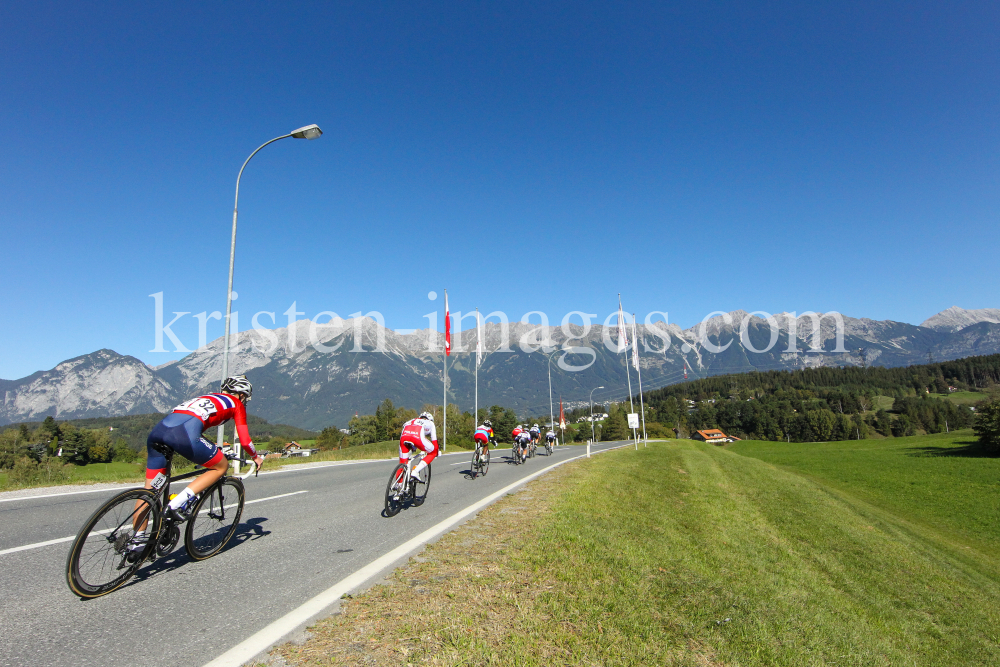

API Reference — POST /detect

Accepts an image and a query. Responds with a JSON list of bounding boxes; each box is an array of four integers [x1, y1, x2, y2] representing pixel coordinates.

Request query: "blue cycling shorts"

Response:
[[146, 413, 222, 476]]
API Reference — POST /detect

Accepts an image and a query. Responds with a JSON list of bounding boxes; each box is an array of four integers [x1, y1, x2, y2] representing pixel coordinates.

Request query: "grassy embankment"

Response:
[[276, 430, 1000, 666], [0, 439, 477, 492]]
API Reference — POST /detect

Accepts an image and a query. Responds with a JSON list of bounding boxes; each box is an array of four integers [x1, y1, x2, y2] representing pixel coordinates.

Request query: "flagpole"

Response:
[[474, 307, 479, 427], [633, 313, 648, 447], [443, 289, 448, 454], [619, 294, 637, 450]]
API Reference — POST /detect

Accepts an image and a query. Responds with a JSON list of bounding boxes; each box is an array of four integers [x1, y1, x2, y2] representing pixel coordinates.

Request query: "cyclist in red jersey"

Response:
[[145, 376, 264, 519], [127, 376, 264, 556], [398, 411, 439, 483]]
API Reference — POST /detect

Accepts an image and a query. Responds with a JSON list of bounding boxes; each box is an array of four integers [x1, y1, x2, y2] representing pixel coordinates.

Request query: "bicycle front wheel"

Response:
[[412, 464, 432, 506], [185, 478, 244, 560], [480, 446, 490, 476], [66, 489, 160, 599], [384, 464, 406, 517], [471, 447, 481, 478]]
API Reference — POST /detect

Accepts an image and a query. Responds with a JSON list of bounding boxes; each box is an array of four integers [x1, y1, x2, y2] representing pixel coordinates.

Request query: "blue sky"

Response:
[[1, 1, 997, 380]]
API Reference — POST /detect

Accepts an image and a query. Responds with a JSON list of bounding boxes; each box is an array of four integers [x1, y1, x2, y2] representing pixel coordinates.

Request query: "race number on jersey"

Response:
[[173, 396, 219, 422]]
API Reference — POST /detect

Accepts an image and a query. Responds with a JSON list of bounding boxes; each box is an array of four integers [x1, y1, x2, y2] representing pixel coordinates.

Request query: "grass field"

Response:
[[0, 460, 144, 492], [872, 394, 895, 411], [276, 434, 1000, 666], [928, 391, 988, 405], [729, 430, 1000, 560]]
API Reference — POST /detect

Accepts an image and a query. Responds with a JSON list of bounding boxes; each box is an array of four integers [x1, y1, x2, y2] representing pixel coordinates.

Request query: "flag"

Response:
[[630, 314, 640, 370], [559, 399, 565, 429], [475, 308, 483, 367], [444, 290, 451, 356], [616, 294, 628, 353]]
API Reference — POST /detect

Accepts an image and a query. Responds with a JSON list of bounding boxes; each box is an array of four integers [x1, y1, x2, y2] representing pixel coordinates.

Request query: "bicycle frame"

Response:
[[138, 449, 254, 545]]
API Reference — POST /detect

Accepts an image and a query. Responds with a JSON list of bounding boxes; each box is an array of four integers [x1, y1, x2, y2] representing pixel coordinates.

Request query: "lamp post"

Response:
[[589, 386, 604, 443], [546, 349, 558, 440], [217, 125, 323, 456]]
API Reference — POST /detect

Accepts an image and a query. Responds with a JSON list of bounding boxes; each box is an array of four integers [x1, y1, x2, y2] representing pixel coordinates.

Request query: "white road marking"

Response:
[[0, 490, 309, 557], [201, 442, 632, 667]]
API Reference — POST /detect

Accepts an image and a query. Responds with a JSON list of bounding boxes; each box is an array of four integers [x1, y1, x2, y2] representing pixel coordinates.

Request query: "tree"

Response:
[[974, 398, 1000, 451], [489, 406, 518, 442], [42, 415, 60, 439], [112, 440, 138, 463], [348, 414, 377, 446], [374, 399, 396, 442], [601, 404, 629, 441], [316, 426, 342, 450], [891, 415, 915, 438]]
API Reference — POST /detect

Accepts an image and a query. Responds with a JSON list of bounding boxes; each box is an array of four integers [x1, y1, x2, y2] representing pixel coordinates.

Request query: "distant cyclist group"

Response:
[[67, 375, 560, 598]]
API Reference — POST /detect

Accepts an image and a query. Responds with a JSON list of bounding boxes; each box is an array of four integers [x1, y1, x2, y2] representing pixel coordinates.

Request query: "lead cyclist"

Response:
[[127, 375, 264, 556]]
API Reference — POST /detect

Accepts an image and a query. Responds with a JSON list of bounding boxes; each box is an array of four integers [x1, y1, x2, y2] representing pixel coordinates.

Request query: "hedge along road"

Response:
[[0, 440, 631, 667]]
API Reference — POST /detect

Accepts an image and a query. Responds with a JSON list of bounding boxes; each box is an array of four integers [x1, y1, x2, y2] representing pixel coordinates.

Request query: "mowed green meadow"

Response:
[[535, 436, 1000, 664], [283, 432, 1000, 666], [729, 430, 1000, 560]]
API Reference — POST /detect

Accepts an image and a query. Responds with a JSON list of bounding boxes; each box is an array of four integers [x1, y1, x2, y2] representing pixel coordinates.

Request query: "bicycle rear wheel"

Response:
[[511, 444, 519, 464], [185, 478, 244, 560], [412, 464, 432, 506], [471, 447, 481, 478], [66, 489, 160, 599], [384, 464, 406, 517], [480, 446, 490, 476]]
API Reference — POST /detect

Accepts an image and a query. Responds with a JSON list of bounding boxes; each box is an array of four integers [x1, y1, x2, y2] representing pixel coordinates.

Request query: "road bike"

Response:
[[384, 449, 431, 517], [529, 437, 538, 459], [545, 438, 554, 455], [511, 440, 529, 464], [471, 440, 490, 478], [66, 449, 257, 599]]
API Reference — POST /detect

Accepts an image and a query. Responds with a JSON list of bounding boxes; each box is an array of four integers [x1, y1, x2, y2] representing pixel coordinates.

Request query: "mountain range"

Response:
[[2, 307, 999, 430]]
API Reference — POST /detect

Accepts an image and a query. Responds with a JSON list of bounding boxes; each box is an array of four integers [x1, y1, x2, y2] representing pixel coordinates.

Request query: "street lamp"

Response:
[[546, 349, 558, 440], [217, 124, 323, 453], [590, 386, 604, 443]]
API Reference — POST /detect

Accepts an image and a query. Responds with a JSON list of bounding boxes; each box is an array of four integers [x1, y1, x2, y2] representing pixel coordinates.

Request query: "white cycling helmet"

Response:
[[220, 375, 252, 401], [419, 411, 434, 421]]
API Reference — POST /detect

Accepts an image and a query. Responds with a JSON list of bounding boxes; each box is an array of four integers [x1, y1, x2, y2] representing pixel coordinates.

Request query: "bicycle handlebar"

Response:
[[224, 451, 260, 479]]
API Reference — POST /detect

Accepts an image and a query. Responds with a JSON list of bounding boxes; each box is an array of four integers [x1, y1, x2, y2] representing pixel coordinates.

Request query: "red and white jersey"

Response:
[[512, 427, 523, 439], [172, 392, 257, 458], [399, 417, 437, 449]]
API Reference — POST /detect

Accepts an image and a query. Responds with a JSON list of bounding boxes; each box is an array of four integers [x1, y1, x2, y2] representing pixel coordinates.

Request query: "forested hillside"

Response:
[[639, 354, 1000, 442]]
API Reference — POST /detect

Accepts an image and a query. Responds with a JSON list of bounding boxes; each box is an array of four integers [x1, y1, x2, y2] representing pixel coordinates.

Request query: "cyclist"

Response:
[[397, 411, 439, 488], [529, 423, 541, 448], [545, 429, 557, 449], [474, 420, 495, 450], [512, 424, 523, 442], [515, 428, 532, 463], [129, 376, 265, 554]]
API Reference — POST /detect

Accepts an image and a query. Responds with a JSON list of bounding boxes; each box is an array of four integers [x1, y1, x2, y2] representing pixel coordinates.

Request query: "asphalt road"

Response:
[[0, 440, 630, 667]]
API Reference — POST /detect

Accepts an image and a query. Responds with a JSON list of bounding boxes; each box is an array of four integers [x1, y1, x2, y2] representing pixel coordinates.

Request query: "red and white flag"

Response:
[[616, 295, 629, 353], [559, 399, 565, 430], [444, 290, 451, 356]]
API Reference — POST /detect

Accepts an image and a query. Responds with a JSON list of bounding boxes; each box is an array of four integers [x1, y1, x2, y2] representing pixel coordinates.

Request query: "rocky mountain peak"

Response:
[[921, 307, 1000, 333]]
